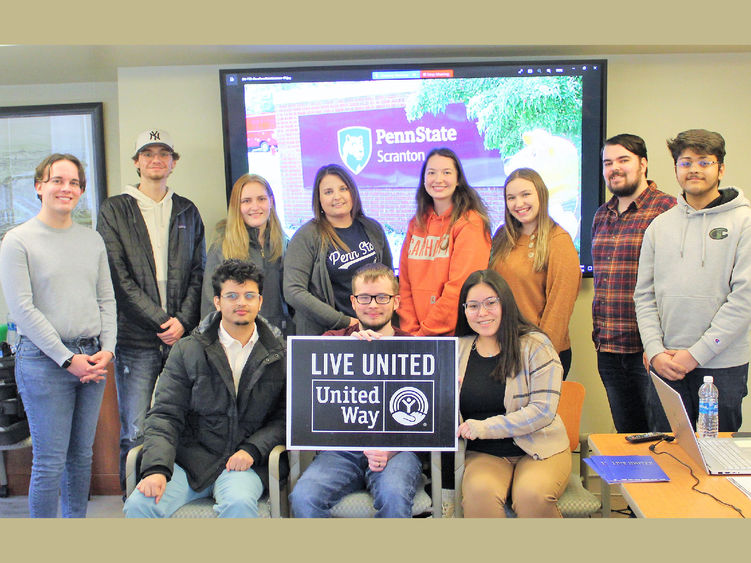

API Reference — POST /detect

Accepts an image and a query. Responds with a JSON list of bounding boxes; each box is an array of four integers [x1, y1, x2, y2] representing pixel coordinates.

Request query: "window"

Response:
[[0, 102, 106, 239]]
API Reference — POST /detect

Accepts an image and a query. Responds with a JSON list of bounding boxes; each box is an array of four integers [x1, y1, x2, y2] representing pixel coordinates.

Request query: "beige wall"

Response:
[[5, 51, 751, 434]]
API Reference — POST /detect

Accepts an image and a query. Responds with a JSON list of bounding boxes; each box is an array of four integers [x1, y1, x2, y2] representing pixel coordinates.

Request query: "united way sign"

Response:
[[287, 336, 458, 451]]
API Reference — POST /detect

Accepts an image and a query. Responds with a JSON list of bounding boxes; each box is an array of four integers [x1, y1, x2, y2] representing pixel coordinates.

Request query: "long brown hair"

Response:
[[221, 173, 284, 262], [455, 269, 540, 381], [312, 164, 365, 252], [489, 168, 555, 272], [414, 147, 491, 246]]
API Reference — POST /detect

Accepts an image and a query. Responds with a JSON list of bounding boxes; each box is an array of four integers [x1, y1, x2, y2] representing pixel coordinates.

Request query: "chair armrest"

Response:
[[125, 444, 144, 497], [267, 444, 286, 518], [579, 432, 590, 488], [454, 439, 466, 518], [430, 451, 442, 518]]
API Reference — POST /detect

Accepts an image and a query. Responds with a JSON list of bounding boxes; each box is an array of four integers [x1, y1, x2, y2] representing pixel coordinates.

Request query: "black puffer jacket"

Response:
[[139, 312, 286, 492], [96, 192, 205, 349]]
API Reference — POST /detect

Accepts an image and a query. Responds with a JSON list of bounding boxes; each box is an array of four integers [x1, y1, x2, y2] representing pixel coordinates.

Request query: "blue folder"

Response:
[[584, 455, 670, 484]]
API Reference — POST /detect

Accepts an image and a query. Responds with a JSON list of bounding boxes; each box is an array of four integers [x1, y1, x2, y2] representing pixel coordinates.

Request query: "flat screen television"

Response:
[[219, 58, 606, 276]]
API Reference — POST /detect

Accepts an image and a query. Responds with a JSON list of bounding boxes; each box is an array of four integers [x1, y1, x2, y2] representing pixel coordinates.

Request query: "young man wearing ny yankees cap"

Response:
[[96, 128, 206, 497]]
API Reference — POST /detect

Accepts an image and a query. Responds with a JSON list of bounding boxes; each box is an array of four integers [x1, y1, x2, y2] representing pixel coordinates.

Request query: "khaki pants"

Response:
[[462, 449, 571, 518]]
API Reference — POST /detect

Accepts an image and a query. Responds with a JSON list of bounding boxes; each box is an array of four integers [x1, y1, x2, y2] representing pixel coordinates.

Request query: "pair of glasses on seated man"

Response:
[[463, 297, 501, 314], [675, 159, 719, 168], [354, 294, 395, 305], [221, 292, 260, 301]]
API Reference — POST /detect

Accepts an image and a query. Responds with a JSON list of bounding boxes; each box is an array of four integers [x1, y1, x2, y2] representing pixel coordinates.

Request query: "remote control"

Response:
[[625, 432, 669, 443]]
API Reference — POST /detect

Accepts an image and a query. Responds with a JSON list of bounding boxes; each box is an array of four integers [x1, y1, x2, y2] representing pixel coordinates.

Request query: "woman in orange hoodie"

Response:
[[398, 147, 492, 336]]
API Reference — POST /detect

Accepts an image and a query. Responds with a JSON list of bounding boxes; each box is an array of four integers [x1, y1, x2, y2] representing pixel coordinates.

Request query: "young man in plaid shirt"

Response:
[[591, 134, 676, 432]]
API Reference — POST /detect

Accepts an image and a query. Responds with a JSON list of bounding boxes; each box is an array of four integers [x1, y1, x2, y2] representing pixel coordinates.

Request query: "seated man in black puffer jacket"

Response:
[[124, 259, 285, 517]]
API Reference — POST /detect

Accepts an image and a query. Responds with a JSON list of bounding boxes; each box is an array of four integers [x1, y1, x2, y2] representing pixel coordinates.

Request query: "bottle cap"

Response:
[[703, 376, 713, 383]]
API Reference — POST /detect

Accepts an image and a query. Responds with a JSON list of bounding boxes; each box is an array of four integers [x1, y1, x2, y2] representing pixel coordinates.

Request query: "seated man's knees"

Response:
[[289, 482, 322, 517], [215, 494, 258, 517], [123, 491, 165, 518]]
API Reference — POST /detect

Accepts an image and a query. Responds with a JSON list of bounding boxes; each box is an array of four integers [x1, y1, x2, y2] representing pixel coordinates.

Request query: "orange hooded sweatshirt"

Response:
[[398, 207, 491, 336]]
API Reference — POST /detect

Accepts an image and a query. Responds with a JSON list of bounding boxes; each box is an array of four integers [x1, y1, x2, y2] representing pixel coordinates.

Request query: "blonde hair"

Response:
[[221, 174, 284, 262], [490, 168, 555, 273]]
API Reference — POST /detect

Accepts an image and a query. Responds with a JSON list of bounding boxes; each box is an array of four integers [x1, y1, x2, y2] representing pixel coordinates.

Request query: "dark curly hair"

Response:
[[211, 259, 264, 297]]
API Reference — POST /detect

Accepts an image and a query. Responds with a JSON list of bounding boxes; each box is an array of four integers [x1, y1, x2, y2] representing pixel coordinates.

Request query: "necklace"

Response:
[[471, 336, 501, 357]]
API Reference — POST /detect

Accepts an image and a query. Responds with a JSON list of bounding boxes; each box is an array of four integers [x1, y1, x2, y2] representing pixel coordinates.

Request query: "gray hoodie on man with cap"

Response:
[[634, 187, 751, 369]]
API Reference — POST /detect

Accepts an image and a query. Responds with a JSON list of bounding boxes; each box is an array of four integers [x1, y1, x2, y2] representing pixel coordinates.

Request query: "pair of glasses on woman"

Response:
[[463, 297, 501, 314]]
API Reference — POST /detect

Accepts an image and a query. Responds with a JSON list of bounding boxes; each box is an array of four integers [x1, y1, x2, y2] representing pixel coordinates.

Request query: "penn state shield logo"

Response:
[[338, 127, 372, 175]]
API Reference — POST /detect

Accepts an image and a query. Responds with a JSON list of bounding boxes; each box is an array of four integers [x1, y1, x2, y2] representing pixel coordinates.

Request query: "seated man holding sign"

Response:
[[289, 263, 424, 517]]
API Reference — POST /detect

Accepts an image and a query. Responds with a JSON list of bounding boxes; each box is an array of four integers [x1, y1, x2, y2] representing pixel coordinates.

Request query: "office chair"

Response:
[[124, 444, 288, 517], [453, 380, 601, 518]]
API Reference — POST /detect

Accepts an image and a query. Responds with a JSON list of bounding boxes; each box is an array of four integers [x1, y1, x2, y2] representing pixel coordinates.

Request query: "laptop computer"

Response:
[[649, 371, 751, 475]]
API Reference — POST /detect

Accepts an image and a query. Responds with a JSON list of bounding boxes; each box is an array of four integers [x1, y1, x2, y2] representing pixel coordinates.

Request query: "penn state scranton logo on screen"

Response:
[[338, 127, 372, 175]]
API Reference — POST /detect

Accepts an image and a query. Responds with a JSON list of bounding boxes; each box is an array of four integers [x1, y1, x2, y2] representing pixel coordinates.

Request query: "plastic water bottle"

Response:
[[697, 376, 719, 438], [6, 314, 18, 355]]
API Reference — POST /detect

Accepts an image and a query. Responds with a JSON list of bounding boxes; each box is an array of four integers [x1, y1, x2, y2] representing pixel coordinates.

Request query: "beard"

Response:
[[607, 173, 640, 197], [358, 316, 391, 333]]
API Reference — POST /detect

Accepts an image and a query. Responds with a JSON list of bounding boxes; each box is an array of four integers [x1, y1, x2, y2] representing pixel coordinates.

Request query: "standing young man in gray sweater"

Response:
[[635, 129, 751, 432], [0, 153, 116, 517], [97, 129, 205, 495]]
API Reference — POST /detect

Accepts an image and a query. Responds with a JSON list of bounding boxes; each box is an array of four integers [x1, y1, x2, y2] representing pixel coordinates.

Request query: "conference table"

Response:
[[587, 433, 751, 518]]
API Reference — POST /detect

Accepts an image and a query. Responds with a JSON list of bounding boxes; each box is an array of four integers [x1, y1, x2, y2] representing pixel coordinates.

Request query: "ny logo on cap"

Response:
[[149, 131, 161, 141]]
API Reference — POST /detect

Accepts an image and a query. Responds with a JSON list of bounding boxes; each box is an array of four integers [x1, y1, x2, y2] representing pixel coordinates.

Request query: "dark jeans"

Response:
[[646, 364, 749, 433], [114, 344, 170, 492], [596, 351, 651, 433]]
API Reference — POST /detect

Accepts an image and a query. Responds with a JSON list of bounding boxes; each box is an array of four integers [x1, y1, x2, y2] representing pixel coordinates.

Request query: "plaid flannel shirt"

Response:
[[591, 182, 676, 353]]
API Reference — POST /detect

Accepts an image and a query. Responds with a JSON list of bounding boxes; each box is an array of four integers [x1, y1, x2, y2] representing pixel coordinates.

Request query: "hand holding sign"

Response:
[[364, 450, 395, 472], [457, 420, 479, 440]]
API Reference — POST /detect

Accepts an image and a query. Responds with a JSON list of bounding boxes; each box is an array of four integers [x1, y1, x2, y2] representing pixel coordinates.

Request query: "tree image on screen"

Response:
[[405, 76, 583, 243]]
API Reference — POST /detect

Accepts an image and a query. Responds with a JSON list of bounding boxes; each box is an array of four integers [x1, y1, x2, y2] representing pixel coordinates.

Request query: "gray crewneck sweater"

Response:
[[0, 217, 117, 365]]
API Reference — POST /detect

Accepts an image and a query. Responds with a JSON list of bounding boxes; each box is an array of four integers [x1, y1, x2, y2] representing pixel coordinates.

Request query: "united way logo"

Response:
[[338, 127, 372, 175], [389, 386, 429, 426]]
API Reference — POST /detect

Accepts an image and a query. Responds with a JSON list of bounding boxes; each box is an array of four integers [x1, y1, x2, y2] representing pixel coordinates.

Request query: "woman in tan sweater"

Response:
[[489, 168, 581, 378]]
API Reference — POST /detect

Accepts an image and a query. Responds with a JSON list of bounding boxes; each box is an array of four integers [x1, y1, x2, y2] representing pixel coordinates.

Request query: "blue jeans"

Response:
[[14, 337, 106, 518], [114, 344, 169, 491], [597, 351, 651, 433], [123, 463, 264, 518], [289, 450, 423, 518], [647, 364, 749, 433]]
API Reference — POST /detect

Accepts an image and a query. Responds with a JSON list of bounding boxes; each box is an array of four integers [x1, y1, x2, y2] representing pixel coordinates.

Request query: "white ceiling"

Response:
[[3, 45, 751, 85]]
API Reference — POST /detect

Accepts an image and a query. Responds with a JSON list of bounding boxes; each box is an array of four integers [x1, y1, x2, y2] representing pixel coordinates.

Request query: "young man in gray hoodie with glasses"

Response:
[[635, 129, 751, 432]]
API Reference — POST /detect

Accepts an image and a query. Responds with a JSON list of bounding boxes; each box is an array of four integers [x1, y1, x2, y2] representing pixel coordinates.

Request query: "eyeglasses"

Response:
[[139, 149, 173, 159], [676, 159, 719, 169], [353, 294, 394, 305], [463, 297, 501, 314], [221, 291, 260, 301], [45, 177, 81, 187]]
